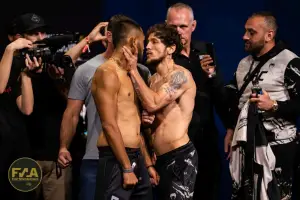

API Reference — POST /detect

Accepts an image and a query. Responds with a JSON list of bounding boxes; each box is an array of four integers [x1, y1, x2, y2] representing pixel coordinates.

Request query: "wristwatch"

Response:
[[272, 100, 279, 112], [208, 70, 217, 78]]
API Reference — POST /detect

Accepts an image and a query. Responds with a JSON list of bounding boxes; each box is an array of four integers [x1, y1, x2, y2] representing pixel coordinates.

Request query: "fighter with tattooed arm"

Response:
[[124, 23, 198, 200]]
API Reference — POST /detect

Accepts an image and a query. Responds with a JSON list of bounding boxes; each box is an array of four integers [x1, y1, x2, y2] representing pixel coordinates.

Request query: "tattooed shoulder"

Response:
[[169, 71, 188, 90], [162, 71, 188, 97]]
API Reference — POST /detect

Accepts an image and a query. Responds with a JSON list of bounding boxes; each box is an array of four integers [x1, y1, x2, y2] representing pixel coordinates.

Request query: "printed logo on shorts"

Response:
[[111, 195, 119, 200]]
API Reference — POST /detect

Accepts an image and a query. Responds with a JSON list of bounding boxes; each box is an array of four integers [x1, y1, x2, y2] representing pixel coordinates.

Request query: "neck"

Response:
[[102, 44, 114, 59], [256, 41, 276, 57], [156, 57, 175, 77], [181, 42, 191, 57], [110, 48, 127, 70]]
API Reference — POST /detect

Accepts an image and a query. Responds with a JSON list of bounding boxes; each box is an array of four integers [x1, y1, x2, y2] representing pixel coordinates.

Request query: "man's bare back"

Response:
[[92, 59, 141, 149], [149, 65, 196, 155]]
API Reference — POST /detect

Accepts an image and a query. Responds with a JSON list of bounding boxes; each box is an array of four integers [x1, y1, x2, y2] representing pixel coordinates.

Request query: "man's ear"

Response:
[[106, 31, 112, 43], [191, 20, 197, 32], [265, 30, 275, 42], [128, 37, 137, 54], [167, 44, 176, 55]]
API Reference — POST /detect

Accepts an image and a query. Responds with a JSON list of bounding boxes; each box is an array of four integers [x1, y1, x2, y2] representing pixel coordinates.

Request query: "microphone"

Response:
[[34, 32, 80, 47]]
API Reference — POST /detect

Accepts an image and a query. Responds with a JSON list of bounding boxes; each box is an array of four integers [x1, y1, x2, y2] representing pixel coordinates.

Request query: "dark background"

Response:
[[1, 0, 299, 199]]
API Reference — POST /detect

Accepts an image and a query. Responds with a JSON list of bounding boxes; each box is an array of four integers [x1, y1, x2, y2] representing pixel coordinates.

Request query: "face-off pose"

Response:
[[124, 23, 198, 200]]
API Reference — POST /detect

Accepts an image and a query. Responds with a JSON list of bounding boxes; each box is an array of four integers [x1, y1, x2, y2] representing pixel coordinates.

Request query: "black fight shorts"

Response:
[[156, 141, 198, 200], [94, 147, 153, 200]]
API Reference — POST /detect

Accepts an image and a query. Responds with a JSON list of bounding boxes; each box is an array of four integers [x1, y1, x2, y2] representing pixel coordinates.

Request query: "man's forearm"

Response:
[[0, 45, 15, 93], [143, 128, 154, 150], [19, 74, 34, 115], [129, 70, 157, 110], [65, 38, 88, 64], [140, 134, 153, 167], [104, 125, 132, 169], [60, 111, 79, 149]]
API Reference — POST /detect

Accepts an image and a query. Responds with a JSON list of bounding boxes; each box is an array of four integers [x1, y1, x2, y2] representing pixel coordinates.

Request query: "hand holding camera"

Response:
[[25, 54, 43, 73], [8, 38, 33, 51]]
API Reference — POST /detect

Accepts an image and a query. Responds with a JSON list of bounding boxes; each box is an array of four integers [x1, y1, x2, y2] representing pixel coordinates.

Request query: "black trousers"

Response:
[[191, 127, 221, 200], [292, 140, 300, 200], [94, 147, 152, 200], [156, 141, 198, 200], [271, 141, 297, 199]]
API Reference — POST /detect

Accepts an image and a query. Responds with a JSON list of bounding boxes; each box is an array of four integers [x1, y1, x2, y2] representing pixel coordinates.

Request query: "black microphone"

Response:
[[34, 32, 80, 47]]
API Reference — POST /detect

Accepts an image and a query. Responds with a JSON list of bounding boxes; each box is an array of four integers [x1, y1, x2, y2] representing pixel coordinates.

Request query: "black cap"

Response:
[[14, 13, 47, 34]]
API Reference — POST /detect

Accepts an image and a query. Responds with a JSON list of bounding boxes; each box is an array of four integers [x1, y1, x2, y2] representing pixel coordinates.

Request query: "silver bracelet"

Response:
[[123, 168, 134, 173]]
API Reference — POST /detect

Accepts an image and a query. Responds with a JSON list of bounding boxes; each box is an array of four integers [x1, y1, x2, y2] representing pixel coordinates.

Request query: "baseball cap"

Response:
[[14, 13, 47, 34]]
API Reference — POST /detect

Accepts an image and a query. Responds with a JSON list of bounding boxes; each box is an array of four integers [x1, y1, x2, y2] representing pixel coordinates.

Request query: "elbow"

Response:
[[102, 122, 118, 136], [0, 86, 5, 94], [144, 104, 158, 113], [22, 106, 33, 115]]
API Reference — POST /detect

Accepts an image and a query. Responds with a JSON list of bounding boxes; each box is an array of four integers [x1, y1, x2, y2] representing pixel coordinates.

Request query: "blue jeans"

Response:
[[79, 159, 98, 200]]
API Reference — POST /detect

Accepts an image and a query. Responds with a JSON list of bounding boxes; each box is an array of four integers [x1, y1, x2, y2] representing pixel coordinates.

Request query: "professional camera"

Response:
[[18, 32, 81, 85], [19, 32, 80, 69]]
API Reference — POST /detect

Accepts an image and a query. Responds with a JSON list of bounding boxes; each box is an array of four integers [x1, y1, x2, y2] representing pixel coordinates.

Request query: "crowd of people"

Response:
[[0, 2, 299, 200]]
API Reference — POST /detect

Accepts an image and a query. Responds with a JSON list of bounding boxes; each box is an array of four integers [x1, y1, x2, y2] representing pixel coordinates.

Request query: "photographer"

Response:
[[0, 18, 37, 200], [10, 13, 72, 200]]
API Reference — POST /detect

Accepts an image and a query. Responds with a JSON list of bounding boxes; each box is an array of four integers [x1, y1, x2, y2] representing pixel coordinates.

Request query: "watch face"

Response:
[[273, 101, 278, 111]]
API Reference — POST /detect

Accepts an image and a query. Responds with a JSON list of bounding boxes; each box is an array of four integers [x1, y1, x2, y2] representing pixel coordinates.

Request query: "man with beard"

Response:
[[58, 15, 153, 200], [91, 19, 156, 200], [123, 23, 197, 200], [225, 12, 300, 199]]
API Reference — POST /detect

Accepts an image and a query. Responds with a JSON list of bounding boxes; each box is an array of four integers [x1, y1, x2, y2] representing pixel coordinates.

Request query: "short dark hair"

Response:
[[250, 11, 278, 33], [107, 14, 134, 32], [147, 23, 183, 55], [111, 19, 142, 49]]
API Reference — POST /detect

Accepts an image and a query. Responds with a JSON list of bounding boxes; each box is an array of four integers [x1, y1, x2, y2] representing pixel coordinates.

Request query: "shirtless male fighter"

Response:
[[123, 23, 198, 200], [91, 19, 157, 200]]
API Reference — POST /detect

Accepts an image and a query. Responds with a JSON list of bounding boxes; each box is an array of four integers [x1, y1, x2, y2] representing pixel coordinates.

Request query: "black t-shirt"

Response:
[[26, 71, 66, 161], [0, 57, 30, 155]]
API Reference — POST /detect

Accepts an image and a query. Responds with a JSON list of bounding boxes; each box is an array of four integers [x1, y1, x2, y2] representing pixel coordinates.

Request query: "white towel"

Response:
[[230, 100, 277, 200]]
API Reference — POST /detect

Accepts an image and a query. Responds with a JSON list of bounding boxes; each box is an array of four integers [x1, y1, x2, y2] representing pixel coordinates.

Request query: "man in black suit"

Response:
[[166, 3, 229, 200]]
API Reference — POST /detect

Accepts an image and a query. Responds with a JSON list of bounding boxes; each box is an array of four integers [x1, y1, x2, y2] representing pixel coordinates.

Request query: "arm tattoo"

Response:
[[163, 71, 187, 97], [170, 71, 188, 89]]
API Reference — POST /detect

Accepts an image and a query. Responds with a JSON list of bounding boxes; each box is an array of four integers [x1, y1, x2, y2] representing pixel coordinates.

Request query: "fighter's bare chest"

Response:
[[150, 76, 167, 92], [118, 75, 136, 101]]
